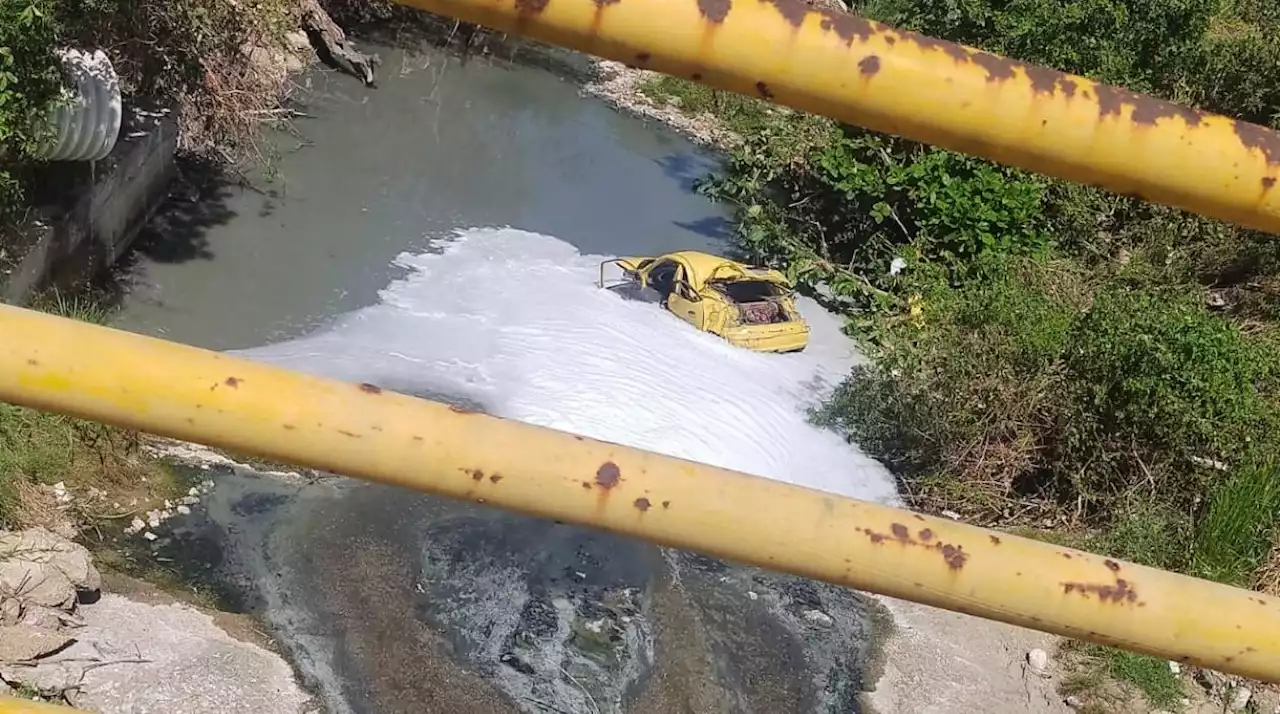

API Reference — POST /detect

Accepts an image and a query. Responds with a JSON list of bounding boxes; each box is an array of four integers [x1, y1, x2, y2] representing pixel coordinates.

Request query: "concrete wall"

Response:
[[2, 100, 179, 305]]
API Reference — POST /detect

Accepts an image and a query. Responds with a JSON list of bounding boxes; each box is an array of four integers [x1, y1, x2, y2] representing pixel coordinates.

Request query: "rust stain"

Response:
[[1234, 120, 1280, 164], [1263, 177, 1276, 190], [765, 0, 808, 27], [462, 468, 484, 481], [971, 51, 1016, 82], [412, 435, 424, 442], [371, 425, 383, 432], [1104, 559, 1120, 572], [634, 497, 652, 512], [691, 72, 703, 81], [861, 526, 967, 569], [489, 474, 503, 484], [988, 535, 1001, 545], [662, 500, 670, 509], [634, 51, 651, 65], [337, 429, 361, 439], [225, 377, 242, 388], [940, 544, 967, 569], [581, 481, 593, 490], [25, 359, 38, 366], [283, 424, 296, 430], [698, 0, 730, 22], [513, 0, 549, 14], [596, 461, 621, 488], [817, 11, 876, 44], [858, 55, 881, 77], [1095, 85, 1204, 127], [1061, 552, 1073, 560], [884, 35, 896, 45], [358, 382, 382, 394], [755, 81, 774, 100], [912, 514, 925, 521], [1061, 578, 1138, 604], [186, 417, 195, 425]]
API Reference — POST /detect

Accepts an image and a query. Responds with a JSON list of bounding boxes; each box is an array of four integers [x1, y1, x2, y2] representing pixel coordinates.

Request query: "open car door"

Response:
[[597, 257, 652, 289]]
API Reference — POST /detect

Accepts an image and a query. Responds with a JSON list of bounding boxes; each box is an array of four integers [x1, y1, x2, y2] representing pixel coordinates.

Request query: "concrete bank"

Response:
[[1, 101, 179, 305]]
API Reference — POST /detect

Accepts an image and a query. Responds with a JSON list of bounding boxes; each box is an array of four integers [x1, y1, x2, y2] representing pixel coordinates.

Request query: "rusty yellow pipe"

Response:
[[2, 304, 1280, 682], [397, 0, 1280, 234]]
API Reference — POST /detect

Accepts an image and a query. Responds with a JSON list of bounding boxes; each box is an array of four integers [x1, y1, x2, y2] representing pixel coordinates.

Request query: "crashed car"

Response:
[[598, 250, 809, 353]]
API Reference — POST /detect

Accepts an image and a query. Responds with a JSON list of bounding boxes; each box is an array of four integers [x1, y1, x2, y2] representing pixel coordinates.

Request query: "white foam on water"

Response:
[[235, 227, 899, 503]]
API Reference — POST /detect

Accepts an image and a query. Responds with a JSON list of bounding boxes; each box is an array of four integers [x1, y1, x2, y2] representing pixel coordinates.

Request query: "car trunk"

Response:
[[711, 280, 794, 325]]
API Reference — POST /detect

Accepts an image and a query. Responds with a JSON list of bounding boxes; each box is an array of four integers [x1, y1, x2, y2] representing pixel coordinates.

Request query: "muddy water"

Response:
[[114, 42, 887, 714]]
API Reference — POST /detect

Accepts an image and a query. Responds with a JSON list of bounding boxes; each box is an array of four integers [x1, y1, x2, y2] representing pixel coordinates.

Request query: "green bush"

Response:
[[697, 128, 1051, 306], [0, 0, 62, 220], [817, 260, 1280, 523]]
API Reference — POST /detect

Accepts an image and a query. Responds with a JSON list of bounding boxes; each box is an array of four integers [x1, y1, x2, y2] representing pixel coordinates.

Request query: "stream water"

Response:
[[110, 41, 898, 714]]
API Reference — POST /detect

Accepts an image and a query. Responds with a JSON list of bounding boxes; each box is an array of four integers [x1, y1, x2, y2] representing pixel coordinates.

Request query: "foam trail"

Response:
[[236, 227, 899, 503]]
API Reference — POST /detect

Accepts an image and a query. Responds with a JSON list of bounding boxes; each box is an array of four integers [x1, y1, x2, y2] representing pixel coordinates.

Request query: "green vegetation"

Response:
[[0, 292, 180, 529], [642, 0, 1280, 704], [0, 0, 296, 224]]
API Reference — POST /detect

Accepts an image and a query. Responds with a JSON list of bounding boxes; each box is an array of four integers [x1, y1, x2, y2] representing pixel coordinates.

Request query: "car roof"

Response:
[[661, 251, 786, 287]]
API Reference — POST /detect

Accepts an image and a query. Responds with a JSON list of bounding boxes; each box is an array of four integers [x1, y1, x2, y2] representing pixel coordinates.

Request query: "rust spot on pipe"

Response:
[[489, 474, 503, 483], [634, 51, 651, 65], [890, 523, 910, 541], [858, 55, 881, 77], [755, 81, 774, 100], [1104, 559, 1121, 572], [817, 12, 876, 44], [596, 461, 621, 488], [25, 359, 37, 366], [634, 497, 651, 511], [884, 34, 896, 45], [283, 424, 296, 430], [940, 544, 967, 569], [1235, 120, 1280, 164], [464, 468, 484, 481], [1263, 177, 1276, 190], [337, 429, 361, 439], [697, 0, 730, 23], [989, 535, 1001, 545], [581, 481, 592, 490], [1061, 552, 1073, 559], [1061, 578, 1138, 604], [412, 435, 423, 442], [358, 382, 382, 394], [662, 500, 670, 509], [1095, 85, 1204, 127], [919, 528, 934, 542], [971, 52, 1015, 82], [912, 514, 925, 521], [225, 377, 242, 388], [514, 0, 549, 14], [766, 0, 808, 27]]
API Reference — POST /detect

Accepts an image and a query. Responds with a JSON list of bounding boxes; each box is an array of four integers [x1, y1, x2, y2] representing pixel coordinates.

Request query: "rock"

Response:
[[1228, 686, 1252, 712], [1250, 687, 1280, 714], [3, 594, 311, 713], [1064, 694, 1083, 709], [0, 596, 21, 625], [1026, 648, 1049, 674], [0, 528, 101, 594], [284, 30, 311, 53], [0, 559, 76, 609], [801, 609, 834, 627], [1195, 668, 1225, 693], [0, 624, 74, 663], [20, 604, 73, 630], [1169, 661, 1181, 675]]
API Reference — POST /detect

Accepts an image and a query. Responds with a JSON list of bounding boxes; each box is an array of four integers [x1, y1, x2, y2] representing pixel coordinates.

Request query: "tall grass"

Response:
[[1193, 461, 1280, 587]]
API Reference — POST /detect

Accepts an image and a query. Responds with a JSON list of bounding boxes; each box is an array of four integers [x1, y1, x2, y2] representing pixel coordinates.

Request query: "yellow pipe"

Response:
[[397, 0, 1280, 234], [2, 304, 1279, 682], [0, 701, 83, 713]]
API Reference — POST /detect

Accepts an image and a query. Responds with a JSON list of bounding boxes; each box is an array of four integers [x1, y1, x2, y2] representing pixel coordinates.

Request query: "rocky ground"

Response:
[[0, 526, 314, 711]]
